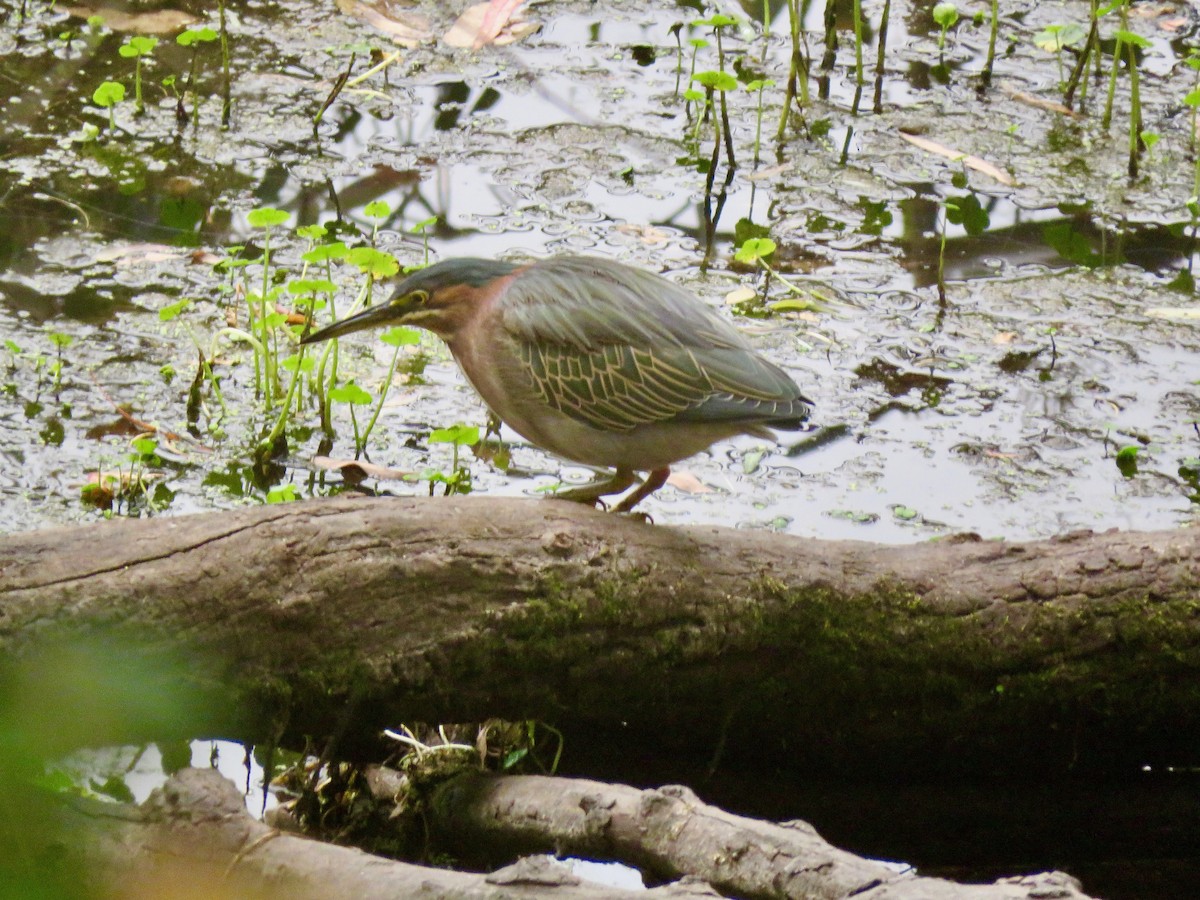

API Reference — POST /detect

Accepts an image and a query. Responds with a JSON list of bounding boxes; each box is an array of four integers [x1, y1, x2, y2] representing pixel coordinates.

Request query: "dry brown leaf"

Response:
[[746, 162, 795, 181], [724, 286, 757, 306], [1002, 87, 1081, 119], [64, 6, 197, 33], [667, 470, 713, 494], [96, 243, 186, 265], [614, 223, 671, 245], [336, 0, 432, 47], [444, 0, 540, 48], [992, 331, 1018, 344], [313, 456, 412, 481], [1145, 307, 1200, 321], [190, 249, 221, 266], [472, 0, 524, 49], [274, 304, 309, 326], [898, 132, 1015, 186]]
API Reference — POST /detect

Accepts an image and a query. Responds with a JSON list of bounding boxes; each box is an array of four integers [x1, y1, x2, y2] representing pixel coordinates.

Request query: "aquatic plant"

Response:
[[92, 80, 124, 132], [118, 35, 157, 115], [423, 423, 478, 496], [932, 3, 958, 57], [175, 26, 219, 123], [979, 0, 998, 88], [776, 0, 810, 140]]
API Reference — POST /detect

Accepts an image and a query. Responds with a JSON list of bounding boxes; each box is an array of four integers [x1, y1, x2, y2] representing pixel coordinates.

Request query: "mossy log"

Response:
[[1, 495, 1197, 778], [44, 766, 708, 899], [40, 767, 1095, 900]]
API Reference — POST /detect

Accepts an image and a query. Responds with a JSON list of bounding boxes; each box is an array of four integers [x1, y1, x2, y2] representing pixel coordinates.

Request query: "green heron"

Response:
[[301, 255, 811, 512]]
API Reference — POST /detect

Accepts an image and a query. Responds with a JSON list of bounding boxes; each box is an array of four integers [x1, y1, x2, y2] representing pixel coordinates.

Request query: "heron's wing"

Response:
[[501, 257, 810, 433]]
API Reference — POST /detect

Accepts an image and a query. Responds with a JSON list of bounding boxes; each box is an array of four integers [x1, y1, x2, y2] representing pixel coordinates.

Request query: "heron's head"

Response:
[[300, 257, 518, 344]]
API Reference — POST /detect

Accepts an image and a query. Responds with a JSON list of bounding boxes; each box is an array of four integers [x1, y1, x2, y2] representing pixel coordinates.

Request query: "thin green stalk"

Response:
[[349, 404, 364, 457], [713, 26, 737, 168], [345, 50, 401, 88], [1127, 40, 1142, 178], [263, 344, 307, 451], [852, 0, 865, 88], [777, 0, 804, 142], [133, 57, 144, 113], [821, 0, 837, 71], [873, 0, 891, 114], [672, 26, 683, 97], [1102, 33, 1122, 129], [314, 258, 340, 432], [219, 0, 232, 127], [937, 206, 948, 305], [360, 343, 403, 450], [258, 227, 276, 407], [980, 0, 998, 89], [1102, 0, 1130, 129], [1063, 8, 1098, 111], [753, 82, 766, 166]]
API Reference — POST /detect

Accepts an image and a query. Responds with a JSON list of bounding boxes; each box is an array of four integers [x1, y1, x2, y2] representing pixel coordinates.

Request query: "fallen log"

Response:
[[421, 771, 1093, 900], [47, 767, 1095, 900], [47, 767, 711, 899], [1, 496, 1197, 777]]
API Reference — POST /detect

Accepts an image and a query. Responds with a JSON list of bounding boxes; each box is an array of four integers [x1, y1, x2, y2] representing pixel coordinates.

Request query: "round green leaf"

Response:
[[93, 81, 126, 107], [247, 207, 289, 228], [287, 279, 337, 295], [429, 424, 479, 446], [693, 70, 738, 91], [381, 326, 421, 347], [347, 247, 400, 279], [734, 237, 776, 264], [302, 241, 349, 263], [329, 383, 373, 405]]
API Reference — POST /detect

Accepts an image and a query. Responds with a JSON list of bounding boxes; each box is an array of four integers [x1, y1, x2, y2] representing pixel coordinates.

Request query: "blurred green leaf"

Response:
[[329, 382, 373, 405], [429, 424, 479, 446], [381, 326, 421, 347], [347, 247, 400, 279], [247, 207, 289, 228]]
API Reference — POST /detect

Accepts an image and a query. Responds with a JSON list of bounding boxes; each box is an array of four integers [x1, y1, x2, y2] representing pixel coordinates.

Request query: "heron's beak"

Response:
[[300, 301, 403, 344]]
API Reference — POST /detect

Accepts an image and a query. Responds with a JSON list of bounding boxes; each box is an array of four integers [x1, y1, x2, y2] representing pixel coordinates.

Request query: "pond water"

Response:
[[0, 0, 1195, 541], [2, 0, 1199, 895]]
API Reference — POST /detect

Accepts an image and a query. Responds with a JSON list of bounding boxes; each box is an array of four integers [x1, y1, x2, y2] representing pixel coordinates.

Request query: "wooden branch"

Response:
[[2, 496, 1198, 776], [45, 765, 1098, 900], [422, 772, 1094, 900], [58, 767, 714, 899]]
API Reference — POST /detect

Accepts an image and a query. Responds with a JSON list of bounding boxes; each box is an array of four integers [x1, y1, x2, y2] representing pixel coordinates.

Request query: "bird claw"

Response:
[[619, 510, 654, 524]]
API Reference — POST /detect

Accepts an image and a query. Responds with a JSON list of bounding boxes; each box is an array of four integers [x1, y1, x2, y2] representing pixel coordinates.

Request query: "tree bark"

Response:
[[1, 495, 1198, 777], [46, 767, 712, 899], [42, 766, 1095, 900], [421, 771, 1093, 900]]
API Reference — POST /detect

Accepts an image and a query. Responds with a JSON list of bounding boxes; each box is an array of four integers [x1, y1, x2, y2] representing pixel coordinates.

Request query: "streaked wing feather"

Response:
[[502, 256, 810, 433]]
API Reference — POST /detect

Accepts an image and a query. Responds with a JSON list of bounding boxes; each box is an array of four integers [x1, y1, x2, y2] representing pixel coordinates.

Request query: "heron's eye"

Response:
[[393, 289, 429, 307]]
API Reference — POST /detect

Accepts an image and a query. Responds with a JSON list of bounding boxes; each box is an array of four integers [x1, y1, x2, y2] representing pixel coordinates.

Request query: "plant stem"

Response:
[[1127, 40, 1142, 178], [937, 205, 948, 305], [219, 0, 232, 127], [873, 0, 891, 113], [1102, 0, 1130, 129], [134, 58, 144, 114], [852, 0, 865, 88], [360, 343, 403, 451], [980, 0, 998, 89]]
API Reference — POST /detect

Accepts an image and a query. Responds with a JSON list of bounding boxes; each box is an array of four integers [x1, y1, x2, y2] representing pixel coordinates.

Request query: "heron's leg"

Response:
[[613, 467, 669, 513], [551, 466, 637, 506]]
